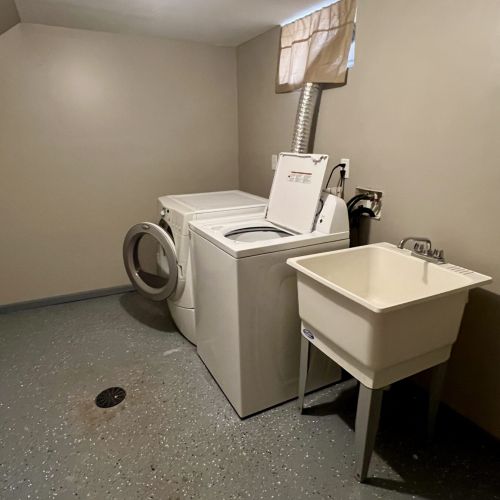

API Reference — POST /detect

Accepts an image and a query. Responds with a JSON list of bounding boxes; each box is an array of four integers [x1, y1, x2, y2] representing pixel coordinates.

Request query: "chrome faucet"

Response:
[[398, 236, 446, 264]]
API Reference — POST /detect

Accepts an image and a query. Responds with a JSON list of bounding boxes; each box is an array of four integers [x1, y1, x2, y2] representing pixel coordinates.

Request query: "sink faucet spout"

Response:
[[398, 236, 446, 264], [398, 237, 432, 250]]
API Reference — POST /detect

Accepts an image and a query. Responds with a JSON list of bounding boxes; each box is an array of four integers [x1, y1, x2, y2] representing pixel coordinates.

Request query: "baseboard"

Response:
[[0, 285, 135, 314]]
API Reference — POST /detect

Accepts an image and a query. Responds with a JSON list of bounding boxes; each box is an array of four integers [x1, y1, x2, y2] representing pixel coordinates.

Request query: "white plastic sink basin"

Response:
[[287, 242, 492, 388]]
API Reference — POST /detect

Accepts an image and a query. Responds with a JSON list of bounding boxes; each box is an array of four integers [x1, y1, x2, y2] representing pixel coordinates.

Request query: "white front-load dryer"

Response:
[[123, 190, 267, 344]]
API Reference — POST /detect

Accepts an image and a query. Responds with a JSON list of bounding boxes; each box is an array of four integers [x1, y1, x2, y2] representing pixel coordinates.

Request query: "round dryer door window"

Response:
[[123, 222, 178, 301]]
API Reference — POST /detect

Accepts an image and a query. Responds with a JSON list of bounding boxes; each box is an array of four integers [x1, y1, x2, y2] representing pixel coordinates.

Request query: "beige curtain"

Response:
[[277, 0, 357, 93]]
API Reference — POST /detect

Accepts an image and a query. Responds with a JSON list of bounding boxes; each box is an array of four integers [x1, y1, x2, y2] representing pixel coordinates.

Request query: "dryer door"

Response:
[[123, 222, 178, 301]]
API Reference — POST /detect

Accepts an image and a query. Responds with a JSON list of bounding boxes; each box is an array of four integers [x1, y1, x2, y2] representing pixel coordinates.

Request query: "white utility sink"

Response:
[[287, 242, 492, 389]]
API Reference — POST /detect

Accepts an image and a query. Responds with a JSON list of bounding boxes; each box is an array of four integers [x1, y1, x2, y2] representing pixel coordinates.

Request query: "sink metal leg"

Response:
[[298, 336, 310, 413], [355, 384, 383, 483], [427, 361, 448, 441]]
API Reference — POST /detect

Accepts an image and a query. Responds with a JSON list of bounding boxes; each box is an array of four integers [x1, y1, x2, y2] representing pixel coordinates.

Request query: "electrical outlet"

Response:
[[355, 187, 383, 220], [271, 154, 278, 171], [340, 158, 350, 178]]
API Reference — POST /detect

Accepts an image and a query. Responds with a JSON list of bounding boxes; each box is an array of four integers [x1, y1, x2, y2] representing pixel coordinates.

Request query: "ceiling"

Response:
[[14, 0, 332, 47]]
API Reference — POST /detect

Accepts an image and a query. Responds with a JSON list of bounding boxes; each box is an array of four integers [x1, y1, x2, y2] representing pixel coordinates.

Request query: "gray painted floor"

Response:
[[0, 293, 499, 500]]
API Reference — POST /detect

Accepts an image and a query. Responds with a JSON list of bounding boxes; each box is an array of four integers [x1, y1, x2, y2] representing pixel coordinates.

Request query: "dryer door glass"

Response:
[[123, 222, 178, 301]]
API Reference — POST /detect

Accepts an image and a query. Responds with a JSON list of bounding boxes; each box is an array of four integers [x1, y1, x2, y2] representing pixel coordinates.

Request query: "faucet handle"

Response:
[[432, 249, 445, 262]]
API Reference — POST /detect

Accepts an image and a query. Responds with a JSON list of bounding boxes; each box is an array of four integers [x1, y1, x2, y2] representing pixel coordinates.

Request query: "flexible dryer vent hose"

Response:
[[290, 82, 322, 154]]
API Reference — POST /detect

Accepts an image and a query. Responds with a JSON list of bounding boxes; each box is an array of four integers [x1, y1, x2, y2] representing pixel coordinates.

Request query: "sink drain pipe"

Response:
[[290, 82, 322, 154]]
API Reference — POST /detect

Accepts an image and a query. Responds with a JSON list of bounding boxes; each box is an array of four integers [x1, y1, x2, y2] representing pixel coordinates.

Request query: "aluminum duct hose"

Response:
[[290, 82, 322, 154]]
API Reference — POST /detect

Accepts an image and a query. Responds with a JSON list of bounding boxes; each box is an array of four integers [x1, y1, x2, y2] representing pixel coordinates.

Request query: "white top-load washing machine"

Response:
[[123, 191, 267, 344], [189, 153, 350, 417]]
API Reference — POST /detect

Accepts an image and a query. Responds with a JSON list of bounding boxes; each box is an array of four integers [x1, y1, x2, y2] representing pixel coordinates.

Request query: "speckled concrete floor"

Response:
[[1, 293, 499, 500]]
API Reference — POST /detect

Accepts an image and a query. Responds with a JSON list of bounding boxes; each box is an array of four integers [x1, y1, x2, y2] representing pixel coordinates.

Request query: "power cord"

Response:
[[315, 197, 324, 216], [337, 169, 346, 199], [325, 163, 346, 190]]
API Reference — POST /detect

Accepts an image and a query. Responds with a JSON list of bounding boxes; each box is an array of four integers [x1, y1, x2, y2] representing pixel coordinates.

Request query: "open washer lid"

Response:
[[265, 153, 328, 234]]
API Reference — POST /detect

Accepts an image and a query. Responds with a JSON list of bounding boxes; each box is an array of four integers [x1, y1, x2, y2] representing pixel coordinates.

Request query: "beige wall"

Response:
[[0, 0, 19, 35], [237, 1, 500, 437], [0, 23, 238, 305]]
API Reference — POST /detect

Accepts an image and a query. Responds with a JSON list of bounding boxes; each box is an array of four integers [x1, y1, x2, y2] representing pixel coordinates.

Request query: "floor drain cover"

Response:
[[95, 387, 126, 408]]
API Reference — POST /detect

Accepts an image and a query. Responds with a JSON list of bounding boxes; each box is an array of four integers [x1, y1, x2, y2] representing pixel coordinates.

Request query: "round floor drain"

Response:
[[95, 387, 126, 408]]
